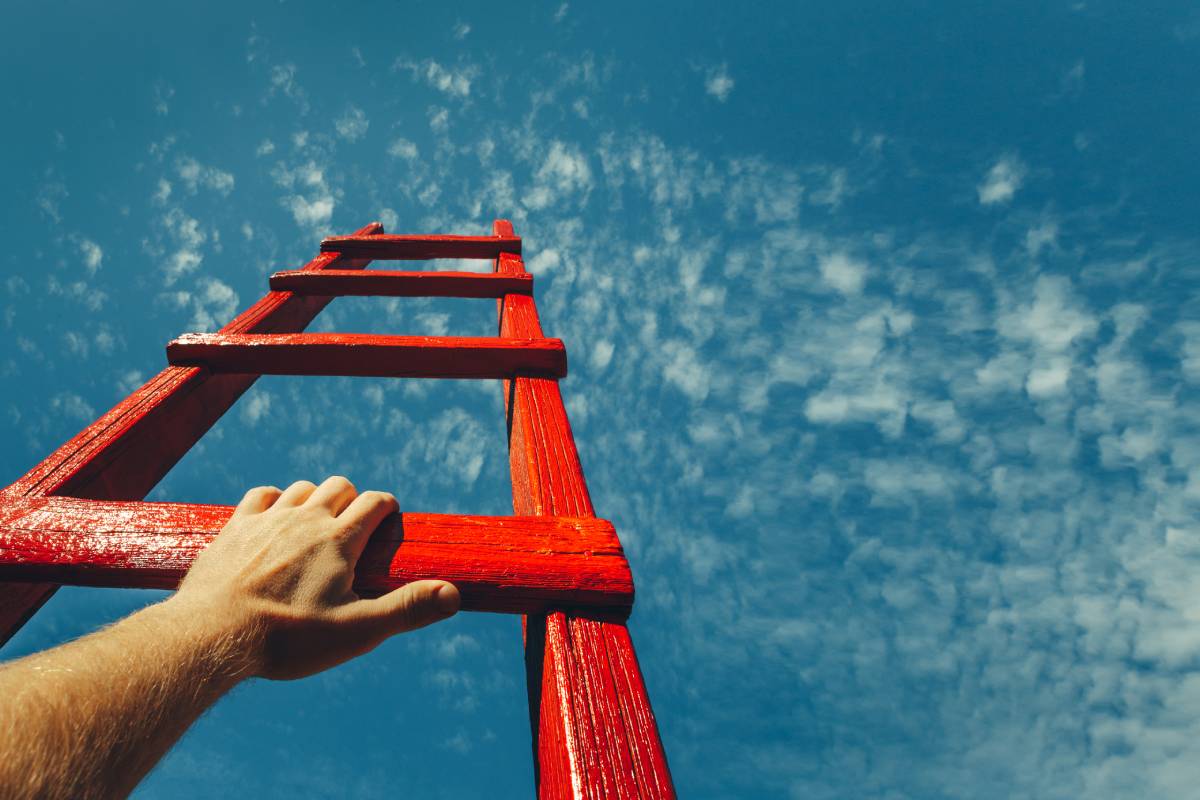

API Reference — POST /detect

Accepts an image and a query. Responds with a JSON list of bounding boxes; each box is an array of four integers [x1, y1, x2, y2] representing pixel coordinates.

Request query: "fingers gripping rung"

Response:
[[166, 333, 568, 379]]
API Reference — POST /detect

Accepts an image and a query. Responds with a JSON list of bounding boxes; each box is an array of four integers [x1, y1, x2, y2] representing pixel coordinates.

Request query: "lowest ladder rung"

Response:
[[321, 234, 521, 260], [0, 496, 633, 617], [166, 333, 567, 379], [269, 269, 533, 298]]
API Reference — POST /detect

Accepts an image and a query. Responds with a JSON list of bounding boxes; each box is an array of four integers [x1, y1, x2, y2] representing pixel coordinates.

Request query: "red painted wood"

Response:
[[0, 223, 385, 646], [166, 333, 568, 380], [0, 497, 632, 617], [493, 219, 675, 798], [270, 269, 533, 298], [320, 234, 521, 260]]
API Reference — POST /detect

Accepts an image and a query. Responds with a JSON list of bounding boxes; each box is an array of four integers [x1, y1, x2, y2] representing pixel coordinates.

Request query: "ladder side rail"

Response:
[[493, 220, 675, 799], [0, 222, 383, 646]]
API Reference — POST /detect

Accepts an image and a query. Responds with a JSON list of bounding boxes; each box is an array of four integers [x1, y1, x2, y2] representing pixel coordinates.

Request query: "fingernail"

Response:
[[434, 583, 461, 616]]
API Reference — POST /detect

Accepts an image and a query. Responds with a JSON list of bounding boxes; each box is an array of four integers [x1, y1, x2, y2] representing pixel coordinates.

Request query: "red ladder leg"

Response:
[[494, 221, 675, 798]]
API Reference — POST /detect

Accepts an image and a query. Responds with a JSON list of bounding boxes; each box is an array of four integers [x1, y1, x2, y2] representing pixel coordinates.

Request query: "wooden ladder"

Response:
[[0, 220, 675, 798]]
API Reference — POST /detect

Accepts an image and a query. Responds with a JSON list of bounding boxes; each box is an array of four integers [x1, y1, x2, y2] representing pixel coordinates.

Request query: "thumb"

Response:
[[340, 580, 461, 640]]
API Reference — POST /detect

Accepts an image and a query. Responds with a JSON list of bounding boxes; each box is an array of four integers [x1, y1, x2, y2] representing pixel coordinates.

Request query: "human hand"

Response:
[[172, 476, 460, 680]]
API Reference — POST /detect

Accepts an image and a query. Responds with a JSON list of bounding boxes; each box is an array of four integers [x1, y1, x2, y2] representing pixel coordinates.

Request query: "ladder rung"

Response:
[[0, 496, 633, 617], [269, 269, 533, 298], [320, 234, 521, 260], [166, 333, 567, 379]]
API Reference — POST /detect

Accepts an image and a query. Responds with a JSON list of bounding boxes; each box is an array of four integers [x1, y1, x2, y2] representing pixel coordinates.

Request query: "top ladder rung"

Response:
[[321, 234, 521, 260], [269, 270, 533, 298]]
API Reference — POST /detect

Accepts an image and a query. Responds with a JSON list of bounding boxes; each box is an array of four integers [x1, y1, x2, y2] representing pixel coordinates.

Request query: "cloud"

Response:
[[78, 239, 103, 276], [387, 138, 418, 160], [50, 392, 94, 422], [286, 195, 334, 228], [705, 64, 735, 102], [524, 141, 592, 210], [273, 159, 338, 232], [164, 277, 239, 331], [819, 252, 867, 295], [240, 389, 272, 425], [176, 157, 235, 196], [452, 21, 470, 40], [334, 106, 369, 141], [267, 63, 309, 113], [158, 208, 208, 284], [36, 174, 67, 223], [978, 156, 1026, 205], [153, 178, 171, 204], [427, 106, 450, 132], [394, 59, 478, 98]]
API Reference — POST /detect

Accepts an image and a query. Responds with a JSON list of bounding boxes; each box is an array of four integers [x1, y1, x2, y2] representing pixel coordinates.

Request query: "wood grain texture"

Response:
[[166, 333, 568, 379], [0, 497, 632, 616], [0, 223, 384, 647], [320, 234, 521, 260], [493, 219, 675, 798], [270, 269, 533, 298]]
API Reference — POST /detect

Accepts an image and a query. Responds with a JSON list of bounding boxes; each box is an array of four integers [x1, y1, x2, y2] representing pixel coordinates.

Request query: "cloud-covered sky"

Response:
[[3, 1, 1200, 797]]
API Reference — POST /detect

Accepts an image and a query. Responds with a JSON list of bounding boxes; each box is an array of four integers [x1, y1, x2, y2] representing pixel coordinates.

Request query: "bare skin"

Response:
[[0, 476, 460, 799]]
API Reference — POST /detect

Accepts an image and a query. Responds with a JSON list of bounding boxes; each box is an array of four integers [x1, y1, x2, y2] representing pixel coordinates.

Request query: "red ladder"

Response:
[[0, 220, 675, 797]]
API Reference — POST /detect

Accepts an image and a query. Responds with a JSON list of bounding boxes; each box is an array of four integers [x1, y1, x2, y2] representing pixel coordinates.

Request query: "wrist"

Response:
[[151, 593, 264, 687]]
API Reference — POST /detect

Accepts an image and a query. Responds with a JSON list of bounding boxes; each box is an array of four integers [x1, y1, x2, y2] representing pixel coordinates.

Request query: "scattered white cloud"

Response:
[[334, 106, 369, 141], [452, 21, 470, 40], [978, 156, 1026, 205], [428, 106, 450, 132], [35, 175, 67, 223], [153, 81, 174, 115], [286, 194, 334, 228], [164, 277, 239, 331], [255, 139, 275, 157], [819, 251, 868, 295], [50, 392, 94, 422], [524, 141, 592, 210], [705, 64, 735, 102], [78, 239, 103, 276], [176, 156, 235, 196], [387, 138, 418, 160], [240, 389, 272, 425], [153, 178, 172, 204], [394, 59, 478, 98], [268, 63, 309, 113]]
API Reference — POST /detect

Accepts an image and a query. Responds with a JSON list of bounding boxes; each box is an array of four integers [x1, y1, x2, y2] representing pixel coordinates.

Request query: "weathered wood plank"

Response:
[[270, 269, 533, 298], [0, 223, 385, 647], [0, 497, 633, 617], [494, 219, 675, 798], [166, 333, 568, 380], [320, 234, 521, 260]]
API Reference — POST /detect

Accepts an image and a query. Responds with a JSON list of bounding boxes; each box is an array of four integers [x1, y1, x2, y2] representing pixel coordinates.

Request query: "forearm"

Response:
[[0, 595, 254, 799]]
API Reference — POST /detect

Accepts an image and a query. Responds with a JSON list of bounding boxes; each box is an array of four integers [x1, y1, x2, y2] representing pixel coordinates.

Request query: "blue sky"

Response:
[[3, 0, 1200, 797]]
